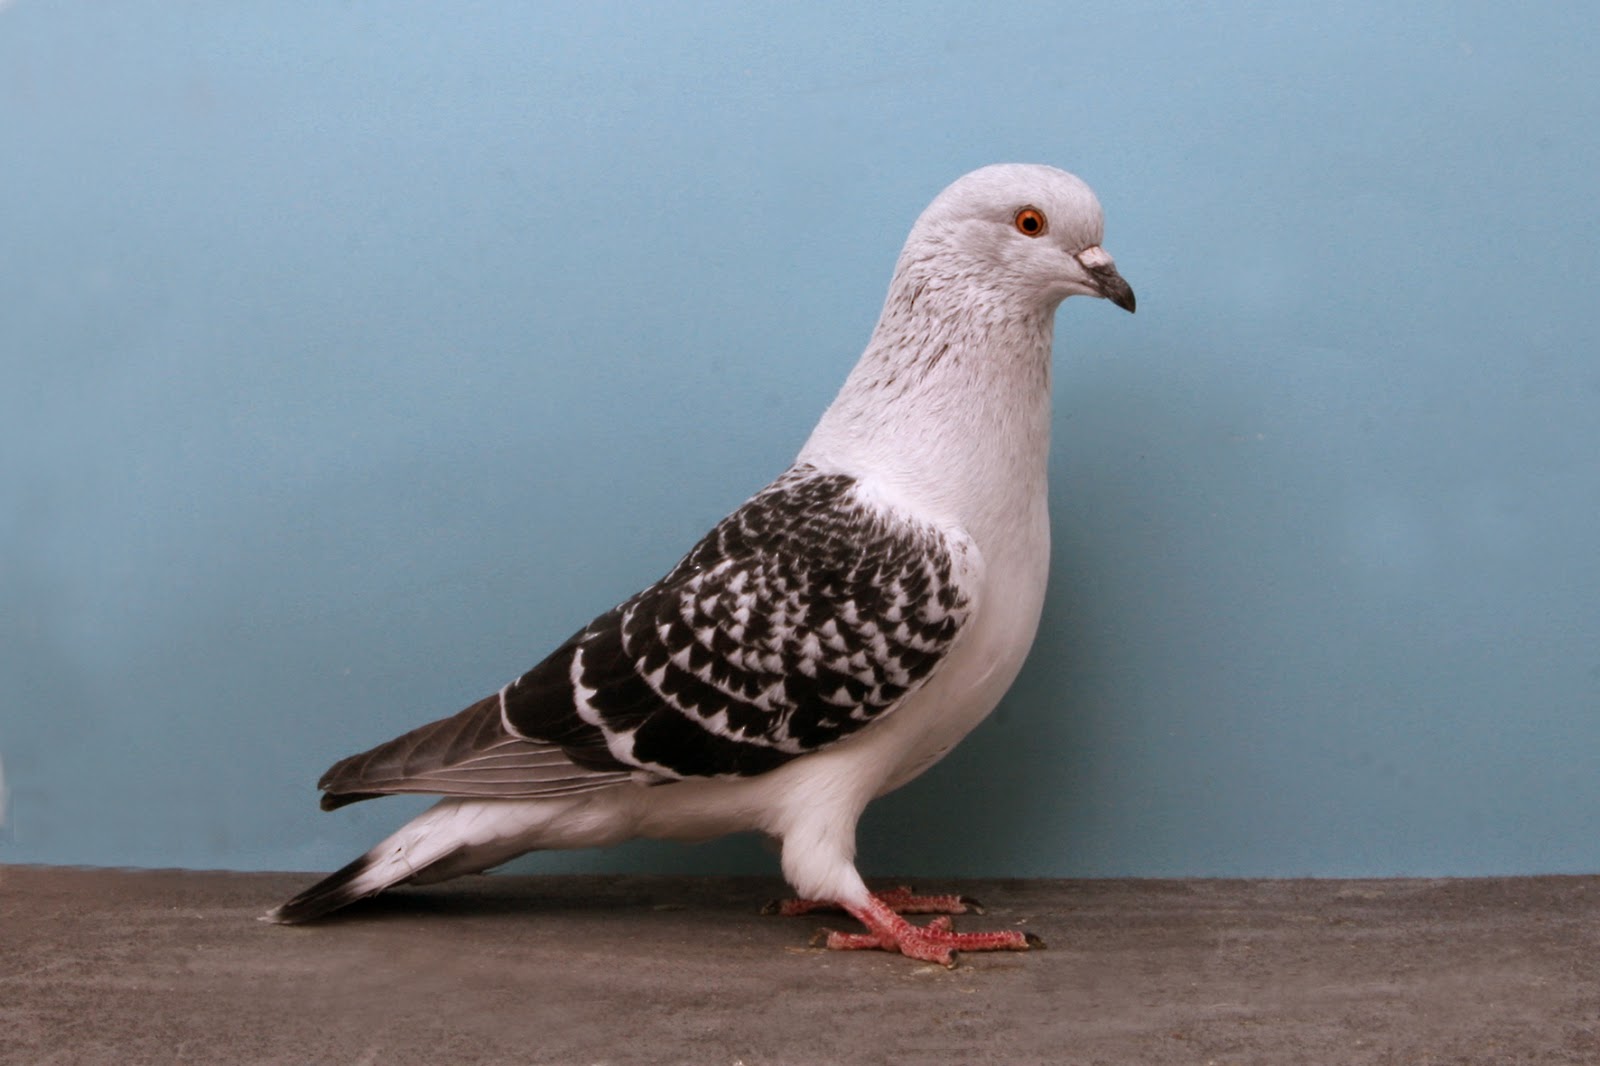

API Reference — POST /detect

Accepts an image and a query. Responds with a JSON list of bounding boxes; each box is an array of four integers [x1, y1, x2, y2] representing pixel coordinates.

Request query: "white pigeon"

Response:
[[269, 163, 1135, 965]]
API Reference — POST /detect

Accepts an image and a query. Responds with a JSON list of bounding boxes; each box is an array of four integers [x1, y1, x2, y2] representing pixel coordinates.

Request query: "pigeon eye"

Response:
[[1014, 207, 1047, 237]]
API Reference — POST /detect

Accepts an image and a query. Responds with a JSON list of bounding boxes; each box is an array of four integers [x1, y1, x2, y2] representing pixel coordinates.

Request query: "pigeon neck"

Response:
[[797, 272, 1059, 535]]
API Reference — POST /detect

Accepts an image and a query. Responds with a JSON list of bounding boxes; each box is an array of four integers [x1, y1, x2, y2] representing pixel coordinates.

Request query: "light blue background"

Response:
[[3, 3, 1597, 880]]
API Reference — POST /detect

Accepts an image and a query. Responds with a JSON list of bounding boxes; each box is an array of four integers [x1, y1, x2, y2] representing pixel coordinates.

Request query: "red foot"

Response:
[[770, 889, 1042, 967]]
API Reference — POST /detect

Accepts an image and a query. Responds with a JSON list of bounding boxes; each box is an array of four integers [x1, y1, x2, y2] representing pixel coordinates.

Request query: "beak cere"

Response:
[[1075, 245, 1136, 313]]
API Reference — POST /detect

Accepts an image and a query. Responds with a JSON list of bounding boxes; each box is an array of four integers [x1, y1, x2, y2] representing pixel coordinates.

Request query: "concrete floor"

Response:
[[3, 866, 1597, 1065]]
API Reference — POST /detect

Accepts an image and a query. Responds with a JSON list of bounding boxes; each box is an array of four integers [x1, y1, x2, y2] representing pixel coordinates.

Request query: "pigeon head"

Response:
[[905, 163, 1135, 314]]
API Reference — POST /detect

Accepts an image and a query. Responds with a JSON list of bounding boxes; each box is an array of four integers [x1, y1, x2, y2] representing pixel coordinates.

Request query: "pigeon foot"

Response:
[[779, 891, 1040, 966]]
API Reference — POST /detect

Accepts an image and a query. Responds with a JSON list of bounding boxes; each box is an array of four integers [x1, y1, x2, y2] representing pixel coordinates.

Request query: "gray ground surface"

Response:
[[3, 866, 1596, 1065]]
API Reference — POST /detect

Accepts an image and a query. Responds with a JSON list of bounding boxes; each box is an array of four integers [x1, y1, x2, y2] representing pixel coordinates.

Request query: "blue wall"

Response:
[[4, 3, 1597, 879]]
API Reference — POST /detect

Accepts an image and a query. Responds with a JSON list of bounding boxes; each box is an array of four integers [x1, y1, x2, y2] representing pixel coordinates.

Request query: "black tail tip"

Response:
[[264, 852, 381, 925]]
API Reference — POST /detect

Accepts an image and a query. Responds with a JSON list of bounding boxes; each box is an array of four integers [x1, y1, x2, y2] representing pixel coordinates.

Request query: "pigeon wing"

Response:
[[315, 465, 976, 807], [315, 696, 632, 810]]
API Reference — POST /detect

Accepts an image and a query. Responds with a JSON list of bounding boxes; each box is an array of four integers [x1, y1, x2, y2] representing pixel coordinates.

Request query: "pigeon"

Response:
[[268, 163, 1135, 965]]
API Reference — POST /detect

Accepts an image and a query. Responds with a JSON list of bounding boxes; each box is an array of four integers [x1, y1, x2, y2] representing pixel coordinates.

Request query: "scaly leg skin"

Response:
[[773, 890, 1044, 967], [765, 884, 981, 917]]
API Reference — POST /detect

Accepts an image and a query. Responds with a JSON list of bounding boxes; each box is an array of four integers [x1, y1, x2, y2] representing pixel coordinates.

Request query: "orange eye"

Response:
[[1014, 207, 1048, 237]]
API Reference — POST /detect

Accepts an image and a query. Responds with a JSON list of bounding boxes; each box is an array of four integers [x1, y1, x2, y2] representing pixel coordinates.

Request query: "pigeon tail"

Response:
[[264, 846, 445, 924], [265, 798, 532, 923]]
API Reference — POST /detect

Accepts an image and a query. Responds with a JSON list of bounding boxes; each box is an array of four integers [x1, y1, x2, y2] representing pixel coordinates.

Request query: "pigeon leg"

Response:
[[764, 884, 981, 917], [813, 894, 1041, 967]]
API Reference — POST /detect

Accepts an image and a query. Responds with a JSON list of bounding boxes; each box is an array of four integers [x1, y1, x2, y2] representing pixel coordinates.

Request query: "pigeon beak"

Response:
[[1076, 246, 1136, 313]]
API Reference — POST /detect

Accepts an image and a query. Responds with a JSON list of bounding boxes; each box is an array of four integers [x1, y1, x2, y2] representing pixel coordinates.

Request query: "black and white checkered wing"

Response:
[[314, 466, 978, 808], [502, 467, 978, 780]]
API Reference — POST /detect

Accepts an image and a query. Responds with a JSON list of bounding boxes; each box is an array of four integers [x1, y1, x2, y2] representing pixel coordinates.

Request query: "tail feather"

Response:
[[264, 795, 597, 924], [265, 844, 461, 924], [264, 801, 489, 924]]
